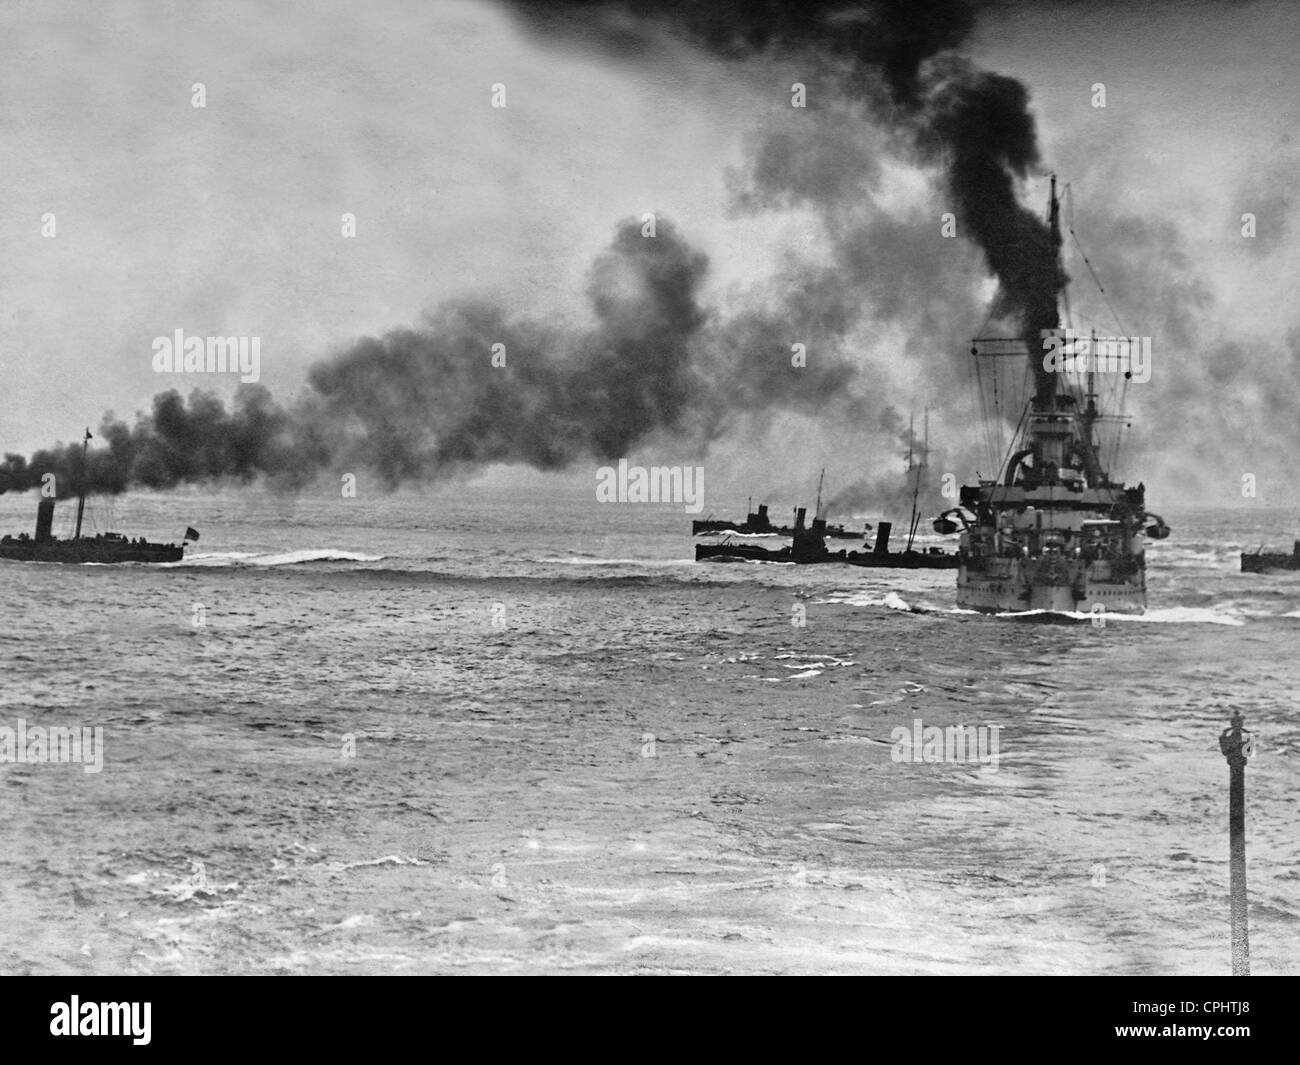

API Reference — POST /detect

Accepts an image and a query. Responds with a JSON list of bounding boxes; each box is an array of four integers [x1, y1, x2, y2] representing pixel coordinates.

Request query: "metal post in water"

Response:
[[1217, 710, 1250, 976]]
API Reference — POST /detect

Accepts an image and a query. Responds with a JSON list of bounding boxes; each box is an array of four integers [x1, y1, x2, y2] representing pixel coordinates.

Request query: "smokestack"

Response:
[[794, 506, 807, 531], [35, 498, 54, 542], [874, 520, 893, 556]]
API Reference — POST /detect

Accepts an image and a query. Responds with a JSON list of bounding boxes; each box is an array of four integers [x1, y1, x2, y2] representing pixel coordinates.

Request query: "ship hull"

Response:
[[0, 540, 183, 564], [847, 552, 958, 570], [957, 559, 1145, 615], [1241, 550, 1300, 573], [695, 542, 957, 568]]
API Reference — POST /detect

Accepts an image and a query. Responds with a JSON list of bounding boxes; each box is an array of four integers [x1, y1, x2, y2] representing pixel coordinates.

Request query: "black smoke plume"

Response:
[[512, 1, 1065, 332], [510, 1, 1068, 428], [920, 61, 1067, 396], [4, 1, 1067, 497], [1, 219, 854, 496]]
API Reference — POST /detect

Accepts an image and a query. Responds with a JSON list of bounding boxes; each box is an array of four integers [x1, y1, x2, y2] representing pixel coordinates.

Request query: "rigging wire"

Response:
[[970, 346, 992, 473], [969, 303, 1002, 472], [1064, 182, 1134, 480], [1000, 396, 1031, 482], [1112, 375, 1131, 476], [1068, 226, 1128, 338]]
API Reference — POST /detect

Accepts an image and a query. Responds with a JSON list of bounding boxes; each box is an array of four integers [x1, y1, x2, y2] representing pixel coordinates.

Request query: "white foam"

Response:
[[948, 605, 1245, 625], [1124, 606, 1245, 626]]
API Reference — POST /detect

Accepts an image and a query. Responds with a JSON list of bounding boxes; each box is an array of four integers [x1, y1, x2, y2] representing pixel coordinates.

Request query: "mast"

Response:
[[1042, 174, 1063, 403], [906, 409, 927, 552], [1023, 176, 1069, 480], [1083, 328, 1101, 484], [814, 468, 825, 520], [970, 178, 1083, 488], [73, 428, 91, 540]]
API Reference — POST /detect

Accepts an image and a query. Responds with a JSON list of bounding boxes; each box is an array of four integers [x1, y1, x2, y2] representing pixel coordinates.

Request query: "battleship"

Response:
[[947, 177, 1169, 614], [1241, 538, 1300, 573], [0, 430, 197, 564]]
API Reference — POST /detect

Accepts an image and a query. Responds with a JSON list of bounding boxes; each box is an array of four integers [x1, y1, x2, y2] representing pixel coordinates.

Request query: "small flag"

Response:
[[184, 527, 200, 542]]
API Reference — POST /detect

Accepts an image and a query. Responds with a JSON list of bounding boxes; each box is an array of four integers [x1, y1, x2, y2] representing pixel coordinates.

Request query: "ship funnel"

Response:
[[794, 507, 807, 531], [874, 521, 892, 556], [35, 498, 55, 542]]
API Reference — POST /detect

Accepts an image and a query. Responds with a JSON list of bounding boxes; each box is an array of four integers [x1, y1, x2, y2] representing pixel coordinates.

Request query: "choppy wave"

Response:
[[547, 557, 696, 567], [949, 605, 1246, 625], [173, 549, 387, 567], [695, 556, 795, 565], [817, 589, 1249, 624]]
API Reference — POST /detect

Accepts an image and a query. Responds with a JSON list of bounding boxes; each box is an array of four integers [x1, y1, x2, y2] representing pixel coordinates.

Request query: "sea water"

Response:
[[0, 485, 1296, 974]]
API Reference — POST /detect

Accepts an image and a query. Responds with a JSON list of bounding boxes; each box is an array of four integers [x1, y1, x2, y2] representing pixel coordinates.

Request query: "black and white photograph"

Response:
[[0, 0, 1295, 1004]]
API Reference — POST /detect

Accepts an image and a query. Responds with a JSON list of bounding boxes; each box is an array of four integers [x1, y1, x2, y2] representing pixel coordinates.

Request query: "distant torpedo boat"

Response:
[[0, 429, 197, 564]]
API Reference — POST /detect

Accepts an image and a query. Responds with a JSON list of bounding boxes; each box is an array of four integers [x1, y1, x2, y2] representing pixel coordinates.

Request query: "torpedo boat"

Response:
[[1241, 538, 1300, 573], [695, 511, 957, 569], [0, 430, 197, 564], [692, 474, 869, 539]]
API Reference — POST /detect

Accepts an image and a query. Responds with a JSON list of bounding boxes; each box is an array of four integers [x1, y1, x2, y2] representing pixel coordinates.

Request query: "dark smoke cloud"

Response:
[[307, 219, 711, 482], [5, 0, 1073, 500], [512, 1, 1066, 357], [919, 60, 1067, 396], [1, 218, 858, 496], [507, 0, 977, 104], [0, 386, 302, 499], [302, 215, 861, 484], [726, 109, 888, 215], [505, 0, 1071, 484], [824, 405, 953, 521]]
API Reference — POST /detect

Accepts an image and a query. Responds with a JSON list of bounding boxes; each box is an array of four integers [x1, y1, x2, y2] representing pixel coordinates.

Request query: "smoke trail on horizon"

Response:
[[3, 1, 1071, 499]]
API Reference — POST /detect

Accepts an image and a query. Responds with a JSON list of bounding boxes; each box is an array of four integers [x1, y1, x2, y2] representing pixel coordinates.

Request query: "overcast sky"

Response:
[[3, 0, 1296, 505]]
